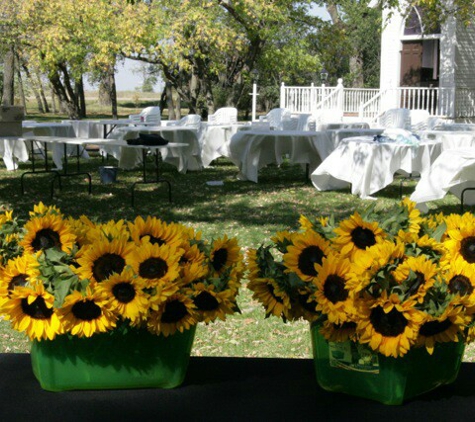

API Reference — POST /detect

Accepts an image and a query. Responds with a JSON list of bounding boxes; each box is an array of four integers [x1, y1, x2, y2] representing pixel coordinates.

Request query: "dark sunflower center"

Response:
[[72, 300, 102, 321], [460, 236, 475, 263], [194, 291, 219, 311], [212, 248, 228, 272], [298, 293, 318, 313], [351, 226, 376, 250], [31, 228, 61, 251], [298, 246, 324, 277], [92, 253, 125, 282], [449, 275, 474, 296], [369, 306, 408, 337], [407, 271, 426, 295], [112, 282, 136, 303], [139, 257, 168, 279], [323, 274, 348, 304], [141, 234, 166, 246], [333, 321, 357, 330], [419, 319, 453, 337], [8, 274, 28, 291], [21, 296, 53, 319], [161, 300, 188, 323]]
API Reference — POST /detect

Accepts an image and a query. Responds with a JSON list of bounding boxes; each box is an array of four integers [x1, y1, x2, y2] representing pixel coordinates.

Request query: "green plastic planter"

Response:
[[310, 323, 464, 405], [30, 326, 196, 392]]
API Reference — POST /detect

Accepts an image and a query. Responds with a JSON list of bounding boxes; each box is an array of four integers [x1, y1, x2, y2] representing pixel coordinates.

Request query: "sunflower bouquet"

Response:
[[0, 202, 244, 342], [247, 198, 475, 359]]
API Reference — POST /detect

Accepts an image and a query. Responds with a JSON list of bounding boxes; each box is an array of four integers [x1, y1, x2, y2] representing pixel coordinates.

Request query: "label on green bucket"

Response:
[[329, 341, 380, 374]]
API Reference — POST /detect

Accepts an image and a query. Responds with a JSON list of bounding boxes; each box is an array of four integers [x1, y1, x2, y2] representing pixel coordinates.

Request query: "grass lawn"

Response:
[[0, 137, 474, 361]]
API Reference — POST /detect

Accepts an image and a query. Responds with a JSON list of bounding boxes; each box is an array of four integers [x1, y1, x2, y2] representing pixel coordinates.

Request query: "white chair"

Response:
[[207, 107, 238, 125], [259, 108, 292, 130], [314, 108, 344, 130], [168, 114, 202, 130], [378, 108, 411, 130], [410, 109, 431, 131], [129, 106, 161, 124]]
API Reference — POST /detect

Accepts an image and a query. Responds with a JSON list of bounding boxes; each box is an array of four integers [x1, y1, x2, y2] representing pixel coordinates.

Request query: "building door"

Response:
[[400, 41, 423, 86]]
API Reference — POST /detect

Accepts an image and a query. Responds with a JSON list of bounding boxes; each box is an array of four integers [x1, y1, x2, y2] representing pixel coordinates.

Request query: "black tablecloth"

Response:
[[2, 354, 475, 421]]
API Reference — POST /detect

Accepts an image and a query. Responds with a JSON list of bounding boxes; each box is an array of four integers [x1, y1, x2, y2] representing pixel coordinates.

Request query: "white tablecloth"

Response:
[[311, 137, 442, 199], [200, 124, 250, 167], [103, 126, 202, 173], [0, 138, 29, 170], [228, 128, 383, 183], [22, 122, 83, 170], [410, 147, 475, 209], [419, 130, 475, 150]]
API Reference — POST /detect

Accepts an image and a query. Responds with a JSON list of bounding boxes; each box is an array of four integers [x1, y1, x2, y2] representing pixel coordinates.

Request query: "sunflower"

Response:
[[29, 202, 63, 218], [444, 222, 475, 264], [346, 240, 405, 294], [147, 293, 197, 337], [247, 277, 291, 319], [332, 212, 386, 260], [312, 255, 355, 324], [1, 283, 63, 340], [58, 288, 117, 337], [177, 243, 208, 286], [209, 235, 242, 275], [319, 320, 357, 343], [283, 229, 332, 282], [441, 256, 475, 306], [21, 214, 76, 254], [146, 282, 180, 311], [391, 255, 438, 302], [66, 215, 95, 247], [129, 242, 183, 288], [128, 215, 184, 248], [288, 288, 320, 322], [86, 219, 130, 243], [271, 230, 296, 253], [0, 254, 40, 295], [401, 198, 424, 234], [190, 282, 237, 323], [95, 269, 149, 323], [356, 292, 424, 358], [416, 305, 468, 354], [75, 237, 135, 283]]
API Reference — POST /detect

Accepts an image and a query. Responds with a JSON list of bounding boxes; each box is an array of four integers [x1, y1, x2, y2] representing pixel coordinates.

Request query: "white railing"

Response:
[[279, 82, 475, 122], [280, 83, 338, 114]]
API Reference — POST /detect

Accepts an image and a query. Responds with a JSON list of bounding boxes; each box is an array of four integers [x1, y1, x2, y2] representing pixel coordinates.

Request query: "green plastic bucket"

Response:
[[310, 322, 464, 405], [30, 326, 196, 392]]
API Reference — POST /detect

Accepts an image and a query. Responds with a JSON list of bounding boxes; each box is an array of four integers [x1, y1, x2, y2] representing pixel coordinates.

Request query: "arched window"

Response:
[[404, 6, 440, 36]]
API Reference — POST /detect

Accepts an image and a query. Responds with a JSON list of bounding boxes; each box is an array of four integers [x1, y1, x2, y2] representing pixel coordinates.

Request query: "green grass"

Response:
[[1, 150, 474, 361]]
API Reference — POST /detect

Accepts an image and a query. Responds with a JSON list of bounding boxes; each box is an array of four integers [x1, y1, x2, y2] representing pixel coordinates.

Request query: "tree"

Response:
[[117, 1, 320, 115]]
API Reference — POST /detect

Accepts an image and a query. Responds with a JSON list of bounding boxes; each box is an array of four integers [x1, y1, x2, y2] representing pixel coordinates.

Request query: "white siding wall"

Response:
[[380, 9, 404, 90]]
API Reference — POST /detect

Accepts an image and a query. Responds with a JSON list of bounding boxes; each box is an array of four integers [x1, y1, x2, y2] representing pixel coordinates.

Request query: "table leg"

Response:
[[130, 148, 172, 207]]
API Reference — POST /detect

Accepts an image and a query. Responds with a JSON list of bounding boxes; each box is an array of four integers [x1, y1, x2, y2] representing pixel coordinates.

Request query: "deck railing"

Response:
[[278, 82, 475, 122]]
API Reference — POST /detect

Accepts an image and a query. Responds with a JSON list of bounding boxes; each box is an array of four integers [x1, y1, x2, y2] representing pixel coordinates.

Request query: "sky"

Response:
[[87, 5, 330, 92]]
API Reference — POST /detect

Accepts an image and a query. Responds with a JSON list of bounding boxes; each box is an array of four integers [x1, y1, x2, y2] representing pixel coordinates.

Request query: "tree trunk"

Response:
[[49, 71, 80, 119], [2, 47, 15, 105], [15, 61, 27, 114], [75, 76, 86, 118], [37, 74, 50, 113], [51, 87, 57, 113], [349, 55, 365, 87], [98, 68, 117, 118], [23, 65, 44, 113], [165, 82, 176, 120]]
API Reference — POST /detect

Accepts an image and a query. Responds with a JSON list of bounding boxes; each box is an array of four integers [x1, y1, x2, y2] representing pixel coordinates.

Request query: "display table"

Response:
[[410, 147, 475, 210], [228, 129, 382, 183], [1, 353, 475, 421], [311, 137, 442, 199]]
